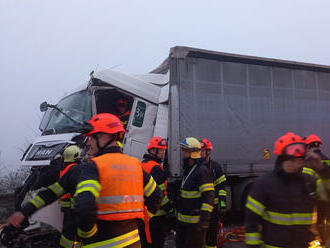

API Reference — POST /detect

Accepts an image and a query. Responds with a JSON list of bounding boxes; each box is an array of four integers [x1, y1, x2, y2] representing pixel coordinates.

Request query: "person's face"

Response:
[[156, 149, 166, 160], [117, 104, 127, 114], [150, 148, 166, 161], [86, 133, 113, 157], [307, 142, 321, 152], [87, 135, 98, 157], [181, 148, 191, 159], [200, 149, 207, 159], [282, 157, 304, 173]]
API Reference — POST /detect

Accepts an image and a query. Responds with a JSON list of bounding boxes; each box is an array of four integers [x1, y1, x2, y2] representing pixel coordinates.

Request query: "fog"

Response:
[[1, 0, 330, 167]]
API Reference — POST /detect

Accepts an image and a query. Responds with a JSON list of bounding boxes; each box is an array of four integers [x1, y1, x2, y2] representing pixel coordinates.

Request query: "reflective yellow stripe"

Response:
[[84, 229, 140, 248], [219, 190, 227, 196], [245, 232, 262, 245], [161, 195, 169, 206], [199, 183, 214, 192], [77, 224, 98, 238], [155, 208, 172, 216], [75, 180, 101, 199], [177, 212, 200, 223], [302, 167, 317, 177], [201, 203, 214, 212], [246, 196, 266, 216], [180, 190, 201, 198], [49, 182, 65, 197], [205, 246, 216, 248], [317, 179, 329, 201], [158, 183, 165, 191], [60, 200, 71, 208], [214, 175, 226, 186], [322, 160, 330, 167], [263, 210, 316, 225], [214, 197, 219, 205], [264, 244, 283, 248], [144, 177, 157, 197], [30, 195, 46, 209], [60, 234, 82, 248]]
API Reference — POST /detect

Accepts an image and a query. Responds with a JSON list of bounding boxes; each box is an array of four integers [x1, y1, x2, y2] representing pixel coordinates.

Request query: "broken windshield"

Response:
[[42, 90, 92, 135]]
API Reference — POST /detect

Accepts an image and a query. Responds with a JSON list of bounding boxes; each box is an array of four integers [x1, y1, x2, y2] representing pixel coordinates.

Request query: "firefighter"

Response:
[[3, 145, 83, 248], [245, 132, 330, 248], [176, 137, 215, 248], [140, 137, 174, 248], [73, 113, 162, 248], [116, 98, 130, 128], [305, 134, 330, 169], [200, 138, 227, 248], [303, 134, 330, 246]]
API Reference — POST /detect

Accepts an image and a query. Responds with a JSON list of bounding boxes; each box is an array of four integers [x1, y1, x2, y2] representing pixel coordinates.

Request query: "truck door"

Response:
[[123, 98, 158, 159]]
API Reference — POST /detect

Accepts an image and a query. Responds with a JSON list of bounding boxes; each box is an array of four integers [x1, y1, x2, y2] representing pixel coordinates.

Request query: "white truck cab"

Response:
[[22, 69, 169, 167]]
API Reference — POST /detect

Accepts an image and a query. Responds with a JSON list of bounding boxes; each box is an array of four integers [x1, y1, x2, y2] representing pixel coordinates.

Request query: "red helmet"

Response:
[[200, 138, 213, 151], [147, 137, 167, 150], [274, 132, 305, 156], [84, 113, 125, 136], [116, 99, 129, 106], [305, 134, 322, 145]]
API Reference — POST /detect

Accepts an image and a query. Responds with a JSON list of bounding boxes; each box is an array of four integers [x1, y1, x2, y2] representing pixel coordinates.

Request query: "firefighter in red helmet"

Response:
[[245, 132, 330, 248], [72, 113, 162, 248], [303, 134, 330, 246], [200, 138, 227, 248], [139, 137, 173, 248], [116, 98, 131, 129]]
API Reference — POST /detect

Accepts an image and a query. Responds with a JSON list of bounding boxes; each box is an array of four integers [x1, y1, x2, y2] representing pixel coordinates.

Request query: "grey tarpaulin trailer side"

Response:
[[157, 46, 330, 211]]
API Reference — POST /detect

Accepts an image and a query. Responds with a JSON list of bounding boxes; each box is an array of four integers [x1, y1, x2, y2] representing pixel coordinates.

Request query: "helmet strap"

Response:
[[94, 133, 118, 156]]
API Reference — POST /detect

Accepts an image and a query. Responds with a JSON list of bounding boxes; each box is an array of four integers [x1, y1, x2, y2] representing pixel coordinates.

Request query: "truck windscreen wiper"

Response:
[[40, 101, 83, 127]]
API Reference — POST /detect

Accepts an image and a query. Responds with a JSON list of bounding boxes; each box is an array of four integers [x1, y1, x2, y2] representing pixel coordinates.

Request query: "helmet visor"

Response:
[[308, 142, 320, 149], [283, 143, 306, 157]]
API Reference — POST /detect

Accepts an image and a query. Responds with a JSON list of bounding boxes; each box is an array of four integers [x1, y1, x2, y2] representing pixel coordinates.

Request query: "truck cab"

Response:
[[22, 70, 169, 168], [19, 69, 169, 231]]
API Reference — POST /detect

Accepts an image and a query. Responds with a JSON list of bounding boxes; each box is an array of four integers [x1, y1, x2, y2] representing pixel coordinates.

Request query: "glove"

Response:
[[0, 225, 20, 247], [219, 201, 227, 216]]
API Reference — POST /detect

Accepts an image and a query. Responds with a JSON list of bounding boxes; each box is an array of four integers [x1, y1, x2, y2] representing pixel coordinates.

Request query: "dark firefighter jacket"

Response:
[[73, 147, 162, 247], [177, 159, 215, 228], [20, 162, 82, 248], [245, 166, 319, 248], [201, 159, 227, 209], [141, 154, 173, 217]]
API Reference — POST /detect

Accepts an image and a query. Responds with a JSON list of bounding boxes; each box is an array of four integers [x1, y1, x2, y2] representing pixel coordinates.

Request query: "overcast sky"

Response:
[[1, 0, 330, 166]]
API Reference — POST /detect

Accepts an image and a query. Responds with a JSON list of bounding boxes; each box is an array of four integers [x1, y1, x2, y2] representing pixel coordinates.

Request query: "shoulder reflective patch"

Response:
[[144, 177, 157, 197], [245, 195, 266, 217]]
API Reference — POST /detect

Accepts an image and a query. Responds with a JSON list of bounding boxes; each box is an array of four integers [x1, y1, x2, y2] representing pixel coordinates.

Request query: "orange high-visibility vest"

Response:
[[59, 163, 77, 200], [92, 153, 144, 221], [142, 160, 168, 190]]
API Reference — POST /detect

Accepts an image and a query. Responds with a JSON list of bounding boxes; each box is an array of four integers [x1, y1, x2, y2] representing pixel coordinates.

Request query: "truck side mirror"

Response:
[[40, 101, 49, 112]]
